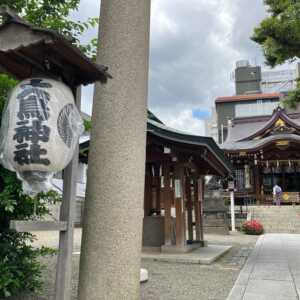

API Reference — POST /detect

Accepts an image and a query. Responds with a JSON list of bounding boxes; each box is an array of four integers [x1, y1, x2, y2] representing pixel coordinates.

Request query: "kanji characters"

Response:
[[13, 79, 52, 166]]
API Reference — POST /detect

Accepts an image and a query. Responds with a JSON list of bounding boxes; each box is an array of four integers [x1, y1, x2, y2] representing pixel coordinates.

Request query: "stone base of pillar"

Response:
[[161, 243, 202, 254]]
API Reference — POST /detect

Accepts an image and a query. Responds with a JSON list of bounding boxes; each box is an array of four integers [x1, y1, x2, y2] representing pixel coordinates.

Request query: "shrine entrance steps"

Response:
[[250, 206, 300, 233]]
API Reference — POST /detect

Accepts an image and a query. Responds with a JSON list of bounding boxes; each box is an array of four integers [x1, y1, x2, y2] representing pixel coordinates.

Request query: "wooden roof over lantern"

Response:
[[0, 6, 111, 87]]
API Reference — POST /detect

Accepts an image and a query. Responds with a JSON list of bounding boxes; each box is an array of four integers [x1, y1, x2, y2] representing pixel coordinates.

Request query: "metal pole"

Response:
[[54, 86, 81, 300], [230, 190, 236, 232]]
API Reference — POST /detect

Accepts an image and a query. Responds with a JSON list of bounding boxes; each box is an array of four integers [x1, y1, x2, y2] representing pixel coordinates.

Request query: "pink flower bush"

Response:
[[241, 220, 264, 235]]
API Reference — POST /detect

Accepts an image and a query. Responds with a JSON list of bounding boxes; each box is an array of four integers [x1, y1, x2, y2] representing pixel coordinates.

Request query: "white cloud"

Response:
[[155, 108, 205, 136], [74, 0, 269, 135]]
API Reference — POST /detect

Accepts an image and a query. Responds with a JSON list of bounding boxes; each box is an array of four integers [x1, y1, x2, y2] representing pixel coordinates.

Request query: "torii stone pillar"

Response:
[[78, 1, 151, 299]]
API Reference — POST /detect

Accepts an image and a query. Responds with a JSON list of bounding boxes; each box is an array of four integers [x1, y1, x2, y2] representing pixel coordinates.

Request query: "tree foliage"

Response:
[[0, 0, 98, 297], [252, 0, 300, 107]]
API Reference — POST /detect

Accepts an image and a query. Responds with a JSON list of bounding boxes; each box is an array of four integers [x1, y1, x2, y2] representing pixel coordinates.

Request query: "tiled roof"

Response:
[[222, 108, 300, 152], [215, 93, 282, 104]]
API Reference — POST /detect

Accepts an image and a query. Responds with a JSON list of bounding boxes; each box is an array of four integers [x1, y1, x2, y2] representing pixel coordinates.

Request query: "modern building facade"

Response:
[[261, 63, 300, 93], [216, 92, 282, 144]]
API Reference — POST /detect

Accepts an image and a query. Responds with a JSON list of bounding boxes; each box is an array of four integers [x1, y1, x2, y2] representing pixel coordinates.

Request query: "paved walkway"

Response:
[[227, 234, 300, 300]]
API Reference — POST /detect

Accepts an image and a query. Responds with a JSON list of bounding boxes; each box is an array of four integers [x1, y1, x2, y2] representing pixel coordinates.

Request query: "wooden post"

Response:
[[163, 163, 172, 246], [230, 189, 236, 232], [254, 165, 261, 205], [55, 87, 81, 300], [154, 164, 161, 214], [186, 176, 193, 242], [198, 176, 204, 242], [193, 177, 201, 241], [144, 165, 152, 216], [174, 165, 186, 248]]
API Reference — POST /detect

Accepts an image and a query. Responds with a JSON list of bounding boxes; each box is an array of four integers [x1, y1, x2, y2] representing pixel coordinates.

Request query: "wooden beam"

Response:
[[193, 178, 201, 241], [198, 176, 204, 242], [163, 163, 172, 246], [154, 164, 161, 214], [55, 86, 81, 300], [174, 165, 186, 248], [14, 49, 46, 73], [10, 221, 67, 232], [185, 177, 193, 242], [144, 166, 152, 216], [254, 165, 261, 205]]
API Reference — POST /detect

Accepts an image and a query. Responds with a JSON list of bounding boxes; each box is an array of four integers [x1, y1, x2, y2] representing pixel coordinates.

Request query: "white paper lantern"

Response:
[[0, 78, 84, 195]]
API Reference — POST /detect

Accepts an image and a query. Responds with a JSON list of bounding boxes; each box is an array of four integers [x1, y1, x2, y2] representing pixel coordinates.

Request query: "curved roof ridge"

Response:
[[238, 106, 300, 142], [222, 133, 300, 152]]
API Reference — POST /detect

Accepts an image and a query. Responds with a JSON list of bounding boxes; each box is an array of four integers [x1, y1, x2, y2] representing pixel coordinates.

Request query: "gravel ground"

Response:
[[9, 231, 258, 300]]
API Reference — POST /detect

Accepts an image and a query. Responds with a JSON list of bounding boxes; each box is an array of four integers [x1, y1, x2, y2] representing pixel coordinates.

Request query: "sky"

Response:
[[72, 0, 295, 135]]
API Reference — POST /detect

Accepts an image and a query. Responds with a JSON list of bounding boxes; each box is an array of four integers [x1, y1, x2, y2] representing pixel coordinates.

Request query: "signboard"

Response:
[[174, 179, 181, 198]]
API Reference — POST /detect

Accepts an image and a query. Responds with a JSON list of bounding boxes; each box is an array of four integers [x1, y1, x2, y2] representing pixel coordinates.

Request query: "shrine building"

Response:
[[80, 112, 233, 252], [221, 106, 300, 205]]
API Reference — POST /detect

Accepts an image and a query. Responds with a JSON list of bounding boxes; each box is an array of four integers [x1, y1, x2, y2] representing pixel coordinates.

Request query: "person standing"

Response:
[[273, 183, 282, 206]]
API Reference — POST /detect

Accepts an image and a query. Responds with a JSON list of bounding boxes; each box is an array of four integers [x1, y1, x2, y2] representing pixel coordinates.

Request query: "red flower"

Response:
[[242, 220, 264, 235]]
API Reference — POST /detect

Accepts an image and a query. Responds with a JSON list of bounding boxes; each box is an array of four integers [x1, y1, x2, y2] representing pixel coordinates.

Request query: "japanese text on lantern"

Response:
[[13, 79, 52, 166]]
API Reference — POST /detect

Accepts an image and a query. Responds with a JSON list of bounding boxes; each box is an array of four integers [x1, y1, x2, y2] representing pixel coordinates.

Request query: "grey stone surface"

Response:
[[77, 1, 151, 299], [204, 189, 229, 234], [11, 231, 257, 300], [227, 234, 300, 300], [251, 206, 300, 233], [142, 244, 232, 264], [143, 216, 165, 247]]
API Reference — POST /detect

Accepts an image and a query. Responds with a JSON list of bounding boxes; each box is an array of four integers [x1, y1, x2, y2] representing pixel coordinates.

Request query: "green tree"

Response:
[[0, 1, 98, 297], [252, 0, 300, 108]]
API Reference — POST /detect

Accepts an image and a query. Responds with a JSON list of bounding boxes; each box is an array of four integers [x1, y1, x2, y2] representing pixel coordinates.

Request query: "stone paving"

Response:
[[9, 231, 257, 300], [142, 244, 232, 265], [227, 234, 300, 300]]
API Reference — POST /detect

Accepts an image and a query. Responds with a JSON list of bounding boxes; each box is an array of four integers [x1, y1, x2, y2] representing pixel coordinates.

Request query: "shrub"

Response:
[[0, 166, 60, 298], [241, 220, 264, 235]]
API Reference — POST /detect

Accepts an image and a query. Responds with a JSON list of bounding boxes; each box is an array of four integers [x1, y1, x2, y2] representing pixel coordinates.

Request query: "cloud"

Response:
[[73, 0, 268, 135], [157, 108, 205, 136], [148, 0, 267, 126]]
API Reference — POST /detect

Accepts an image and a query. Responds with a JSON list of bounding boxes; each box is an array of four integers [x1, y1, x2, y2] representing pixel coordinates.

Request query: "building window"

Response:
[[235, 99, 279, 118]]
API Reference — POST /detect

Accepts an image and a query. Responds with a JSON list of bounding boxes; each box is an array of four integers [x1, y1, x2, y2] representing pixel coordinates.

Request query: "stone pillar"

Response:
[[77, 0, 151, 299]]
